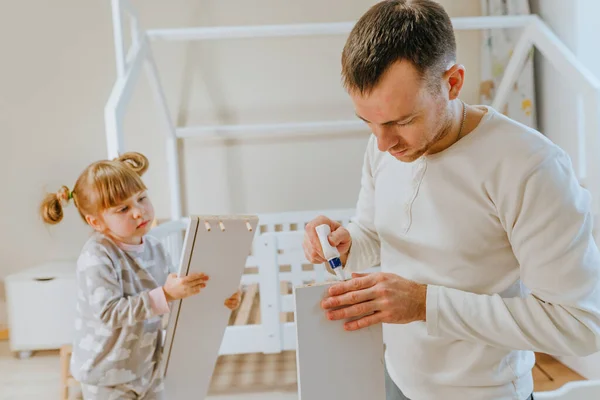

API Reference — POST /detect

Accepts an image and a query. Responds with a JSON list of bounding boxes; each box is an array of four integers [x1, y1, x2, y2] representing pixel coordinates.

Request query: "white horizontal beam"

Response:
[[451, 15, 534, 30], [176, 120, 368, 139], [147, 15, 534, 42], [148, 21, 354, 41], [148, 217, 189, 238], [219, 325, 264, 355]]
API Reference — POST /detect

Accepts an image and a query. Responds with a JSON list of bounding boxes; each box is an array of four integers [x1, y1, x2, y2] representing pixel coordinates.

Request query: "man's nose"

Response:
[[373, 125, 397, 152]]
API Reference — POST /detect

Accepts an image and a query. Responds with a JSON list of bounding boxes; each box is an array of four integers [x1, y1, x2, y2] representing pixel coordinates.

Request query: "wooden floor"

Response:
[[0, 284, 588, 398], [0, 342, 297, 400], [533, 352, 586, 392], [210, 282, 297, 395]]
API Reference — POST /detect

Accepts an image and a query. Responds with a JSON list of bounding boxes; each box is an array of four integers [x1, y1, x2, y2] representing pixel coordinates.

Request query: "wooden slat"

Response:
[[60, 344, 72, 400], [290, 262, 304, 287], [533, 352, 586, 392], [234, 284, 259, 326], [280, 281, 294, 323], [209, 350, 298, 395], [249, 290, 262, 325]]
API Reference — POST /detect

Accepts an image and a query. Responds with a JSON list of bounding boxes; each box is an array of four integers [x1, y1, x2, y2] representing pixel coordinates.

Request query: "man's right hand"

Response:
[[303, 215, 352, 265]]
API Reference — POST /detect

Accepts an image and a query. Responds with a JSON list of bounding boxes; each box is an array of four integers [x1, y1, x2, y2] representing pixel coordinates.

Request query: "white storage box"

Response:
[[5, 261, 77, 357]]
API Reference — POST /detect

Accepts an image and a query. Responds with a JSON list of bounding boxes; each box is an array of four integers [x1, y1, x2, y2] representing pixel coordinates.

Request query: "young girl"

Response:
[[41, 152, 241, 400]]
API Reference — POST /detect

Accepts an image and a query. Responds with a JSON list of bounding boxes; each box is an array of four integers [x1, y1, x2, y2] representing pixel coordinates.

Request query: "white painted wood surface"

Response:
[[160, 215, 258, 400], [535, 380, 600, 399], [293, 281, 385, 400]]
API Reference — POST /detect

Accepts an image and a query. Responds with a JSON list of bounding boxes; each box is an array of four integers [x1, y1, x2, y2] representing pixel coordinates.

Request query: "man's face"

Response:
[[350, 60, 451, 163]]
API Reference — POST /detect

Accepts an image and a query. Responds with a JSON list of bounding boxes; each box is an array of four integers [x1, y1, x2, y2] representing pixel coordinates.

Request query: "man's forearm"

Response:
[[426, 285, 600, 357]]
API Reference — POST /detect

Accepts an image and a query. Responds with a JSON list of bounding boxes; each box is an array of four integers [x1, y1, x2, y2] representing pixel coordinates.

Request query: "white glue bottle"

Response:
[[315, 224, 347, 281]]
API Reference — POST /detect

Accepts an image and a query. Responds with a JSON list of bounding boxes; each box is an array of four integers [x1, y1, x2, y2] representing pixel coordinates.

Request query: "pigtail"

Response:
[[40, 185, 72, 225], [116, 152, 149, 176]]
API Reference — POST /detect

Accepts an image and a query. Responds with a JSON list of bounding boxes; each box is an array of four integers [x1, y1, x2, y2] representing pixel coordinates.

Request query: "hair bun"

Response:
[[40, 185, 70, 225], [116, 152, 149, 176]]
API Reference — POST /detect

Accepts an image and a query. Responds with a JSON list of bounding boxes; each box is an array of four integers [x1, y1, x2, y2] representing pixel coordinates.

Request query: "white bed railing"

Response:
[[108, 2, 600, 392], [104, 1, 600, 233], [148, 209, 358, 355], [149, 209, 355, 276]]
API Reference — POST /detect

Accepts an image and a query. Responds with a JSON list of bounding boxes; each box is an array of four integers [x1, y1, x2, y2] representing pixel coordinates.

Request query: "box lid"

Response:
[[5, 261, 76, 281]]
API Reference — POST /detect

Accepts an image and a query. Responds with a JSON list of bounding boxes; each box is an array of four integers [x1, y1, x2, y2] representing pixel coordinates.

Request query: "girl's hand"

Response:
[[162, 273, 209, 302], [224, 290, 242, 310]]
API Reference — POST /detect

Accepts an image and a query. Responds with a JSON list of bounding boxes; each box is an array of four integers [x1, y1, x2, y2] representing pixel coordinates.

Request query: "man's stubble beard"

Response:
[[400, 107, 454, 163]]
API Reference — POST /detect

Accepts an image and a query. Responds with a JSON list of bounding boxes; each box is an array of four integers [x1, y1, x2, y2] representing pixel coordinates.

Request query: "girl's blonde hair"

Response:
[[40, 152, 149, 225]]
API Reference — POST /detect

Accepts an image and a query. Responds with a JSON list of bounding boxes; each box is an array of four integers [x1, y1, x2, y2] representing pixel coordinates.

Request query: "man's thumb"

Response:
[[328, 229, 346, 246]]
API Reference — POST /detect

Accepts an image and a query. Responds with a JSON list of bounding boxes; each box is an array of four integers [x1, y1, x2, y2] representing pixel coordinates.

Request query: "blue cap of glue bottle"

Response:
[[315, 224, 346, 281]]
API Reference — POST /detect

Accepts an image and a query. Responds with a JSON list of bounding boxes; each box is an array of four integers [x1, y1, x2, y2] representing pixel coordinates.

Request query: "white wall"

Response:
[[0, 0, 482, 327], [129, 0, 483, 218], [530, 0, 582, 171], [530, 0, 600, 380], [530, 0, 600, 175], [0, 0, 202, 328]]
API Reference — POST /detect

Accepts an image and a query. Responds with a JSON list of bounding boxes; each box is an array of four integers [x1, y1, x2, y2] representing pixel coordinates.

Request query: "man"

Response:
[[302, 1, 600, 399]]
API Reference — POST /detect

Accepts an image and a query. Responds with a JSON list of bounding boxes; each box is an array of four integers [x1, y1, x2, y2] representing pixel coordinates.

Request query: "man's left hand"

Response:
[[321, 272, 427, 331]]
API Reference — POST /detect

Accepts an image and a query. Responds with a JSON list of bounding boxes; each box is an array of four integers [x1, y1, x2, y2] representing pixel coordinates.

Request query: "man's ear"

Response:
[[443, 64, 466, 100], [86, 214, 104, 232]]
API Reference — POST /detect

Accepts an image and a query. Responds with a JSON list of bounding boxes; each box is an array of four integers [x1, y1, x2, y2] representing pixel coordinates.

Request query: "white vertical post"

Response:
[[491, 24, 533, 111], [130, 16, 140, 48], [575, 94, 586, 180], [165, 137, 183, 221], [143, 40, 183, 222], [258, 234, 283, 353], [313, 263, 326, 283], [290, 262, 304, 287], [104, 40, 147, 159], [583, 88, 600, 237], [111, 0, 126, 77], [104, 107, 124, 159], [122, 0, 141, 50]]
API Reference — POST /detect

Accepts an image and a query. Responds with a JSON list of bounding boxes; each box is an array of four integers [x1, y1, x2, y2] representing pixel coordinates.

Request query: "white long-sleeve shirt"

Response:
[[345, 106, 600, 400]]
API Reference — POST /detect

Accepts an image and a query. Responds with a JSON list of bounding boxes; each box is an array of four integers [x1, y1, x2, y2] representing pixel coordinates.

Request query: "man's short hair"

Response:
[[342, 0, 457, 94]]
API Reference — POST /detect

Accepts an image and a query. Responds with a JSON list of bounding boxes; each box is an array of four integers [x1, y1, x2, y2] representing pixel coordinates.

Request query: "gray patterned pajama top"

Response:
[[69, 233, 172, 387]]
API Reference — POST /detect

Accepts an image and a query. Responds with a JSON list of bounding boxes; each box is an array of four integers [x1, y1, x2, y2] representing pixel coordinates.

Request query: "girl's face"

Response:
[[87, 190, 155, 245]]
